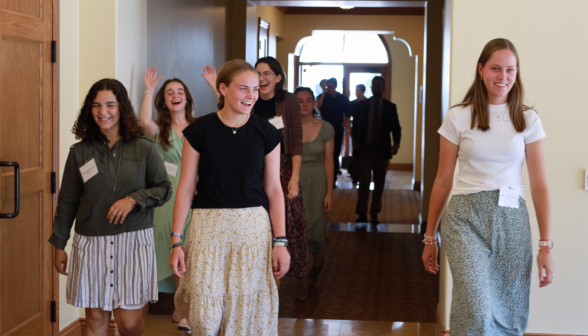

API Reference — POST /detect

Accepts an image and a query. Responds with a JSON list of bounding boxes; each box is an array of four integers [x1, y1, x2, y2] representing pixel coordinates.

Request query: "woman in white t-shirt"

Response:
[[421, 38, 554, 335]]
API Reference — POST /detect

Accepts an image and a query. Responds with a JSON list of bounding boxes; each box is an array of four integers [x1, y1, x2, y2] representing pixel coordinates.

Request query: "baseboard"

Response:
[[56, 319, 82, 336], [387, 163, 413, 171]]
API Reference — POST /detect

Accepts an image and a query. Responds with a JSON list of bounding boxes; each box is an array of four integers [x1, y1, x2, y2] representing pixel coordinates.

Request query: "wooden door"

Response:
[[0, 0, 56, 335]]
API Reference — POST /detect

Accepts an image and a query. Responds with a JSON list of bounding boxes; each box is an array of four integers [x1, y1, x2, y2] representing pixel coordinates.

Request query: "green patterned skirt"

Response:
[[444, 190, 532, 336]]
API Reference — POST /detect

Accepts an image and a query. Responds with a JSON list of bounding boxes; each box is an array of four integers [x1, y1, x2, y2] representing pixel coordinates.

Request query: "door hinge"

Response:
[[51, 41, 57, 63], [50, 301, 57, 322], [51, 172, 57, 194]]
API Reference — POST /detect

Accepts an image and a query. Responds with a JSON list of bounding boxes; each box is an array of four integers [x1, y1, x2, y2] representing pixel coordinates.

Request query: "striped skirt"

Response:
[[66, 228, 158, 311], [175, 207, 278, 336], [444, 190, 532, 336]]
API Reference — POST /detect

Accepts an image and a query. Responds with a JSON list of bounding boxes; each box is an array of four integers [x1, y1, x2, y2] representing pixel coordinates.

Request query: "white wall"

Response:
[[58, 0, 81, 329], [440, 0, 588, 334], [117, 0, 147, 111]]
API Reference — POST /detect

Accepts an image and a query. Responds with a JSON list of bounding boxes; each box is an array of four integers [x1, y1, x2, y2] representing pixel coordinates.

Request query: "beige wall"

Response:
[[117, 0, 147, 111], [440, 0, 588, 334], [58, 0, 81, 330], [256, 6, 285, 58], [276, 14, 424, 180], [383, 35, 417, 166]]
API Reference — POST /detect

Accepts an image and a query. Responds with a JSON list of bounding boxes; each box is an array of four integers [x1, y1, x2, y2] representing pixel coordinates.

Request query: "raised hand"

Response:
[[201, 65, 217, 90], [144, 66, 163, 92]]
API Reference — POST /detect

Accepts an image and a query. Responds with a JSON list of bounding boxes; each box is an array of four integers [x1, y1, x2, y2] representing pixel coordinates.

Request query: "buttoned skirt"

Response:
[[66, 228, 158, 311]]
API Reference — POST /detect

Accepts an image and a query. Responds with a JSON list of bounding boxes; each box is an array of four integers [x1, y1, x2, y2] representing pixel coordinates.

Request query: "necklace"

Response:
[[489, 107, 508, 122], [219, 110, 250, 134]]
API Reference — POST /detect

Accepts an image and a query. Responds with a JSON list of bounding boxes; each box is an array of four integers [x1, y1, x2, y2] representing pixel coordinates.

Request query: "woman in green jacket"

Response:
[[50, 78, 171, 336]]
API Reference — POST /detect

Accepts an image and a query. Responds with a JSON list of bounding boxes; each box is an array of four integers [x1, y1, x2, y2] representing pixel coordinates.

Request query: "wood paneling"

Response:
[[0, 0, 54, 335], [2, 0, 41, 18], [276, 6, 424, 15], [1, 193, 42, 333], [0, 38, 42, 171]]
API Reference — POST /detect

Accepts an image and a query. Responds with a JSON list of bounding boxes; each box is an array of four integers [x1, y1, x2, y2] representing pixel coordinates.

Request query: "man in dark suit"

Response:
[[351, 76, 401, 224]]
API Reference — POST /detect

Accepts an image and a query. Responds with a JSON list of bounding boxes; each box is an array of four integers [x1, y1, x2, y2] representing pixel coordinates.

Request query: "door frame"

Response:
[[51, 0, 60, 334]]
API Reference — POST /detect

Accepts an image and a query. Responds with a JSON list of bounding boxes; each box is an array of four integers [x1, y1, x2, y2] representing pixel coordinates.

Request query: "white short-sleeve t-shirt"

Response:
[[438, 103, 546, 199]]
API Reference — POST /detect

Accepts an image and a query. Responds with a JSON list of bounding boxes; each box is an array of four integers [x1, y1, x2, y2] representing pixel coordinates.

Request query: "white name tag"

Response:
[[498, 186, 519, 208], [269, 116, 284, 129], [164, 162, 179, 177], [79, 158, 99, 183]]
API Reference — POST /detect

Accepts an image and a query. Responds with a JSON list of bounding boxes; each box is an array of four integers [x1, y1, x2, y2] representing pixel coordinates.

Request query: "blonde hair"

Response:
[[456, 38, 530, 132], [216, 60, 257, 110]]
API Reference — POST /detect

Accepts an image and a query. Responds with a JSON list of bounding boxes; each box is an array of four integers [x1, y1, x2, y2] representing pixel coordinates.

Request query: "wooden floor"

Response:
[[144, 315, 436, 335]]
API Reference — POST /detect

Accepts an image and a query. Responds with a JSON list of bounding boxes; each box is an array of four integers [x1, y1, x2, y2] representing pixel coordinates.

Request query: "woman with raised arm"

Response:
[[139, 67, 195, 332], [203, 58, 307, 296], [422, 38, 554, 335], [295, 87, 335, 299], [50, 79, 171, 336], [171, 60, 290, 335]]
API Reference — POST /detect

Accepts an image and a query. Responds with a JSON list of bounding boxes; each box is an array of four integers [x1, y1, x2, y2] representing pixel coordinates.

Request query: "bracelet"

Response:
[[423, 234, 438, 245], [538, 239, 554, 253], [171, 232, 183, 240], [170, 242, 183, 252], [272, 237, 288, 247], [144, 90, 154, 95], [126, 195, 136, 206]]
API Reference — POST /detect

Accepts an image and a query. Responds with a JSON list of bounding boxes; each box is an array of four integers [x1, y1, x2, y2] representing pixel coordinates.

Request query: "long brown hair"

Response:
[[216, 60, 258, 109], [73, 78, 144, 143], [456, 38, 529, 132], [255, 56, 287, 102], [154, 78, 195, 151]]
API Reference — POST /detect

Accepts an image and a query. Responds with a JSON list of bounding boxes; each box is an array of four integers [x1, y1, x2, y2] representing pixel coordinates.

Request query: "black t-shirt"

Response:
[[254, 96, 277, 119], [183, 112, 283, 211], [253, 95, 284, 153], [320, 93, 350, 130]]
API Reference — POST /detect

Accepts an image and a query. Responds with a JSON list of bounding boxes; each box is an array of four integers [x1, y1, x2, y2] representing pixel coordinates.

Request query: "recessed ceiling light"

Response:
[[340, 6, 355, 10]]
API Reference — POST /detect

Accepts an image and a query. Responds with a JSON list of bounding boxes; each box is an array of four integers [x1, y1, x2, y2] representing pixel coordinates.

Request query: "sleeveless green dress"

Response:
[[154, 127, 192, 293]]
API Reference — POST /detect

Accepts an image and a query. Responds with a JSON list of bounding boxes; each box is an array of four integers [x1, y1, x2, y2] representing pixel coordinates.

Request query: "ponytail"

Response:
[[217, 94, 225, 110]]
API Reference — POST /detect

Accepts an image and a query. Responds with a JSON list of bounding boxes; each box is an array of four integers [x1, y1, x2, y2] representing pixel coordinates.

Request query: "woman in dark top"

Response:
[[203, 58, 307, 299], [50, 79, 171, 336], [170, 60, 290, 335]]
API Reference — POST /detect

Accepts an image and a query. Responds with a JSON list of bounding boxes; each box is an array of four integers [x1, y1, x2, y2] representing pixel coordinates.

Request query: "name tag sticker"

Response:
[[80, 158, 99, 183], [164, 162, 179, 177], [498, 186, 519, 208], [269, 116, 284, 129]]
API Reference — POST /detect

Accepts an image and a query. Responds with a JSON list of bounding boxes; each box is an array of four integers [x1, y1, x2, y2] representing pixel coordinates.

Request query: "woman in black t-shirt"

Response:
[[169, 60, 290, 335]]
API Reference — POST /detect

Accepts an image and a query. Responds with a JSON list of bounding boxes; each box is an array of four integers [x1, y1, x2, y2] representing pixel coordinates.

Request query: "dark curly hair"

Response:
[[73, 78, 144, 143], [154, 78, 195, 151], [255, 56, 287, 102]]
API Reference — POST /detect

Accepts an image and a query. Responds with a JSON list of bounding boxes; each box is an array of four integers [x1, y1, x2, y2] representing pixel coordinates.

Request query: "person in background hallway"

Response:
[[352, 76, 401, 225], [422, 38, 554, 336], [171, 60, 289, 335], [50, 78, 172, 336], [202, 58, 307, 291], [295, 87, 335, 299], [350, 84, 368, 118], [316, 77, 351, 187], [139, 67, 195, 332]]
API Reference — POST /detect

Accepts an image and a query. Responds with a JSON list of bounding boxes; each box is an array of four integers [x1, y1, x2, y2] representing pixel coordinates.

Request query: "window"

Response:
[[299, 31, 388, 64]]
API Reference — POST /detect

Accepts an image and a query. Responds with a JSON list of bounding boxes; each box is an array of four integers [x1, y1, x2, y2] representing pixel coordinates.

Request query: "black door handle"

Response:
[[0, 161, 20, 218]]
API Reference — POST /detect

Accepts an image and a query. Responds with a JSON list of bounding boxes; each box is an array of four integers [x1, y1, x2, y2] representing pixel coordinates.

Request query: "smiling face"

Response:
[[296, 90, 315, 117], [478, 49, 518, 104], [92, 90, 120, 134], [219, 70, 259, 115], [256, 62, 281, 99], [164, 81, 187, 113]]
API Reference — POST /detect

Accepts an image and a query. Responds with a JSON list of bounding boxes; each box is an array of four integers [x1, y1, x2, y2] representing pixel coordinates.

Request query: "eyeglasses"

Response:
[[258, 71, 275, 78]]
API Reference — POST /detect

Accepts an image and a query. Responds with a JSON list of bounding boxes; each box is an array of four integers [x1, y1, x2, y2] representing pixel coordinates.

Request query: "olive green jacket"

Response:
[[49, 136, 172, 250]]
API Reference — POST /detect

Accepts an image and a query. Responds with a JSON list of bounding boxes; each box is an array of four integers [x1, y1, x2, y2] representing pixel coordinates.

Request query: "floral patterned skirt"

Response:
[[280, 154, 308, 279], [175, 207, 278, 335]]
